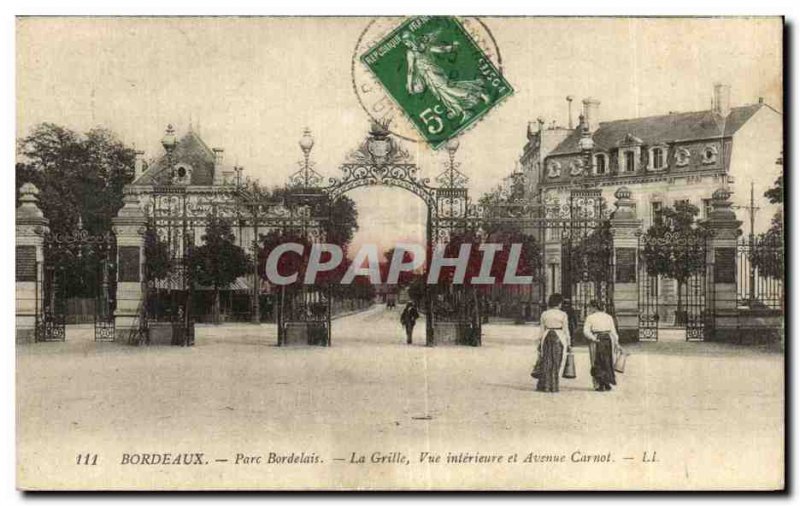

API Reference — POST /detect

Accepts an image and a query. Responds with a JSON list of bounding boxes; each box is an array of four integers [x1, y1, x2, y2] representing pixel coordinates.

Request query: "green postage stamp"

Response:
[[360, 16, 514, 149]]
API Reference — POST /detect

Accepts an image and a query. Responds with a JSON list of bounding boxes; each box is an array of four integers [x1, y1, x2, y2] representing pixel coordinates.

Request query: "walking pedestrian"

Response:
[[400, 301, 419, 345], [583, 300, 620, 392], [534, 293, 572, 393]]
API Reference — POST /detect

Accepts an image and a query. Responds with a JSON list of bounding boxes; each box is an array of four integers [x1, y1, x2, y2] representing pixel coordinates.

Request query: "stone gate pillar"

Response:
[[16, 183, 49, 344], [609, 187, 642, 343], [112, 193, 147, 342], [700, 188, 742, 342]]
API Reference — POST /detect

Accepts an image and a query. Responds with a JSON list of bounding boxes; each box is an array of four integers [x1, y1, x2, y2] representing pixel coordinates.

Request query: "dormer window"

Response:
[[702, 145, 718, 164], [622, 150, 636, 173], [675, 147, 691, 167], [648, 146, 667, 171], [547, 161, 562, 178], [569, 159, 585, 176], [594, 153, 608, 175], [172, 163, 193, 185]]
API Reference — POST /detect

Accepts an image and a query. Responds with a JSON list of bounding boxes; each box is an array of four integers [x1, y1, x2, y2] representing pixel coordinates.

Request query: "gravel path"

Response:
[[17, 305, 784, 490]]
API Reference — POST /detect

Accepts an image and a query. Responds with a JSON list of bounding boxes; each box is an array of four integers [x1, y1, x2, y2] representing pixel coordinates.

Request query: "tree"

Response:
[[764, 175, 783, 204], [566, 221, 613, 294], [641, 201, 708, 323], [752, 210, 784, 280], [751, 157, 785, 282], [272, 186, 359, 249], [144, 225, 172, 283], [16, 123, 136, 297], [381, 247, 420, 288], [188, 216, 251, 324], [764, 152, 783, 204]]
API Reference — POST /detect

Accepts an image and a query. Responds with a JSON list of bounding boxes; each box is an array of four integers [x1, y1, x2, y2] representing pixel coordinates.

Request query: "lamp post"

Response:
[[298, 128, 315, 187], [161, 124, 177, 183], [160, 124, 192, 344]]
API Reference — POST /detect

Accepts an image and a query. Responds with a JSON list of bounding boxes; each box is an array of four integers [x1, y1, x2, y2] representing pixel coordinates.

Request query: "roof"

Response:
[[549, 103, 769, 156], [132, 129, 218, 186]]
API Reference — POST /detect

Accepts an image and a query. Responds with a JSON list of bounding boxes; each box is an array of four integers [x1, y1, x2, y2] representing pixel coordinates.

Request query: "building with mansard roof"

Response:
[[521, 84, 782, 326], [531, 84, 782, 232], [126, 125, 265, 323], [131, 126, 242, 187]]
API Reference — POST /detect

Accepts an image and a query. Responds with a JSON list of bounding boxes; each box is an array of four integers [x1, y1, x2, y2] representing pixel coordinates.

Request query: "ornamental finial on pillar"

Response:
[[707, 186, 737, 221], [17, 182, 46, 221], [612, 186, 636, 220]]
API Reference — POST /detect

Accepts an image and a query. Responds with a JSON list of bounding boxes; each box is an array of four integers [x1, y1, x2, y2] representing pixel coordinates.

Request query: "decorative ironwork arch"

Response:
[[288, 122, 448, 220], [325, 162, 439, 213]]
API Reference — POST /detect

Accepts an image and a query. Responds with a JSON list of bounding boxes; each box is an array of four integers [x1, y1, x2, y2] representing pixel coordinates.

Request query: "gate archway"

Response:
[[285, 122, 482, 346]]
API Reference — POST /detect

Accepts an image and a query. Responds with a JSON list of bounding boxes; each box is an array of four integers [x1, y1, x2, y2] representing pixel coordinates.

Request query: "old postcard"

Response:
[[15, 16, 784, 491]]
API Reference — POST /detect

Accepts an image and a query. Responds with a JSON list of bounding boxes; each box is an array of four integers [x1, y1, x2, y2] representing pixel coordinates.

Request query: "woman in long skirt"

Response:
[[583, 300, 619, 391], [535, 293, 571, 393]]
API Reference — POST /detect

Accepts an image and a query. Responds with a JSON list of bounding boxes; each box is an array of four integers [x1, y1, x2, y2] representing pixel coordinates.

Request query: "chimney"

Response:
[[712, 83, 731, 117], [134, 150, 146, 180], [566, 96, 574, 129], [212, 148, 224, 185], [582, 98, 601, 133]]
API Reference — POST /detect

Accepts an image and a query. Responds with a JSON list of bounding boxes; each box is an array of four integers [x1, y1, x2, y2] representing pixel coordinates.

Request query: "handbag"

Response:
[[614, 347, 628, 374], [562, 349, 576, 379]]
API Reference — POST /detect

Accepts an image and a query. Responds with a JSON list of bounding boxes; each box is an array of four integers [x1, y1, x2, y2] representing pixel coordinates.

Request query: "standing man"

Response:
[[583, 300, 620, 392], [400, 301, 420, 345]]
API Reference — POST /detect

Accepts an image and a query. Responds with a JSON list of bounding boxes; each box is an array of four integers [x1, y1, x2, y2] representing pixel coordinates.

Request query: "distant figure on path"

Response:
[[400, 301, 420, 345], [562, 299, 579, 340], [583, 300, 620, 392], [535, 293, 572, 393]]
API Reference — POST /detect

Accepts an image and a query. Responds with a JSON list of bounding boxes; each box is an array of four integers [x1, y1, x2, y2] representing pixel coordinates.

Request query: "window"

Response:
[[623, 151, 635, 173], [172, 163, 193, 185], [702, 198, 713, 218], [702, 145, 718, 164], [675, 199, 691, 211], [650, 147, 665, 170], [652, 201, 663, 223], [547, 161, 561, 178], [594, 154, 607, 175], [675, 147, 690, 167]]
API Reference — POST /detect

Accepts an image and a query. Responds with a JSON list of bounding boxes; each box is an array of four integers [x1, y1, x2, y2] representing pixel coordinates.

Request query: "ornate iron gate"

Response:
[[277, 285, 331, 346], [38, 225, 116, 342], [545, 189, 614, 323], [146, 188, 196, 346], [638, 232, 709, 341]]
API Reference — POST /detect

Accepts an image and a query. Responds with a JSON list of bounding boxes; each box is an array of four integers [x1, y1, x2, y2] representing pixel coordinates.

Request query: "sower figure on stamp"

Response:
[[400, 301, 419, 345], [583, 300, 619, 392]]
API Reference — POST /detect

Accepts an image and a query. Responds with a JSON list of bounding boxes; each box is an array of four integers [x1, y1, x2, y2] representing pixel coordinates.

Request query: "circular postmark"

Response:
[[351, 16, 506, 145]]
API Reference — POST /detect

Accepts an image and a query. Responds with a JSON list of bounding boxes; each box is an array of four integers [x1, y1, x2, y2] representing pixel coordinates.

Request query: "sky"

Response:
[[16, 17, 783, 253]]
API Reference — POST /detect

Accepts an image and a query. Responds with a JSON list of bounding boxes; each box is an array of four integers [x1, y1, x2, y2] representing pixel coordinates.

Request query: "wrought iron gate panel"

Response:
[[637, 251, 659, 341], [638, 231, 709, 341], [548, 189, 614, 323], [94, 251, 116, 342], [37, 265, 66, 342], [277, 285, 331, 346]]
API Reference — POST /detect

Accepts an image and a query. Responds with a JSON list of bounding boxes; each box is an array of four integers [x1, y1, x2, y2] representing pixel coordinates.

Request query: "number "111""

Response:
[[76, 453, 98, 465]]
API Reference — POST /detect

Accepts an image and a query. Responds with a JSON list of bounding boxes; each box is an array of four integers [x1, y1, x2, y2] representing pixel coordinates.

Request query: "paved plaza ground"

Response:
[[17, 305, 784, 490]]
